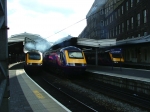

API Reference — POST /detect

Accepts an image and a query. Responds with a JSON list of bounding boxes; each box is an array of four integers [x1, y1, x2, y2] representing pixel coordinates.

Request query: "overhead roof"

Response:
[[8, 32, 52, 53], [8, 32, 42, 43]]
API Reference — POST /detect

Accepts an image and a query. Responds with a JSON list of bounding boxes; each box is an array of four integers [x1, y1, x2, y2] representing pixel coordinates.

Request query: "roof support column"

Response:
[[0, 0, 9, 111], [95, 48, 98, 66]]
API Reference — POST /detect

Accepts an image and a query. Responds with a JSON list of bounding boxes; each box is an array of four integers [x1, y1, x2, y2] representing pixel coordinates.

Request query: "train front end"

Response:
[[63, 49, 87, 75]]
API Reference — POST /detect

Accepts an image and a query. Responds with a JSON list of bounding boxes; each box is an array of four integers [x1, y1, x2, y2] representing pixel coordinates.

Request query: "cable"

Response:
[[46, 0, 136, 39]]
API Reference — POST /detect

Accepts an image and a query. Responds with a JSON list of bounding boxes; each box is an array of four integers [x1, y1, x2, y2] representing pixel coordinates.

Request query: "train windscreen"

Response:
[[112, 54, 122, 58], [68, 51, 84, 59], [28, 52, 41, 60]]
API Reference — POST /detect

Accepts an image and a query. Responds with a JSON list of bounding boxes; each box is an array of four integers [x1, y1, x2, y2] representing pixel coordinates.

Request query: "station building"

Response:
[[79, 0, 150, 64]]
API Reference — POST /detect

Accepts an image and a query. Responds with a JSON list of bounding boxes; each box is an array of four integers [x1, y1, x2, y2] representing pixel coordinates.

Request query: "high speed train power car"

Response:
[[43, 46, 87, 75], [24, 50, 43, 69]]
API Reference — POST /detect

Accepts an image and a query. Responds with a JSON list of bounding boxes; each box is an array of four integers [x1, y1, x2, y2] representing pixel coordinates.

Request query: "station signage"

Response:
[[110, 48, 122, 54]]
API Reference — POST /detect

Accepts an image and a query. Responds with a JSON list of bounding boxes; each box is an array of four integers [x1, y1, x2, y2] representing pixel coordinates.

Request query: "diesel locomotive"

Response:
[[43, 46, 87, 75]]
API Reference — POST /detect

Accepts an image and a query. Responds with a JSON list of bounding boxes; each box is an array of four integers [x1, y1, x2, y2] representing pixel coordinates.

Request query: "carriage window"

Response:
[[68, 51, 84, 59]]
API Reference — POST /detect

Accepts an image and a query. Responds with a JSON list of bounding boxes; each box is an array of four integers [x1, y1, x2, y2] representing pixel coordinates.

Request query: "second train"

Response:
[[43, 46, 87, 75]]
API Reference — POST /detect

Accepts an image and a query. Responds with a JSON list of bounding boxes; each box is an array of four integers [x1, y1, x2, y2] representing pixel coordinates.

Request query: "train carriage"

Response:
[[43, 46, 87, 75]]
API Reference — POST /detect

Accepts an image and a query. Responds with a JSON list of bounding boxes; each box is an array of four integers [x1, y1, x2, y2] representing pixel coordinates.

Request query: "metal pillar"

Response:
[[95, 48, 98, 66], [0, 0, 9, 111]]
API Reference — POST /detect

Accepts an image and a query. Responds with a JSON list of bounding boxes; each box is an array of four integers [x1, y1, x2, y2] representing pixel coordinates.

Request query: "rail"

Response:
[[0, 63, 7, 107]]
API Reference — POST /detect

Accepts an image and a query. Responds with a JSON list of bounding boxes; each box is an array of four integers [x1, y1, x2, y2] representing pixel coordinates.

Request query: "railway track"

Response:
[[71, 75, 150, 111], [26, 68, 150, 112], [27, 70, 107, 112]]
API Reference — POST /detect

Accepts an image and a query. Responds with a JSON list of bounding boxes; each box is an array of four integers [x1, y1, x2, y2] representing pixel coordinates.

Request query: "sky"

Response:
[[7, 0, 94, 43]]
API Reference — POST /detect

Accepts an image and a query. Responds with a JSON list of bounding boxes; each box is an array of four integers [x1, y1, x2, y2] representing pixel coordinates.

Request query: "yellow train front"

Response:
[[109, 48, 124, 65], [43, 46, 87, 75], [24, 50, 43, 70]]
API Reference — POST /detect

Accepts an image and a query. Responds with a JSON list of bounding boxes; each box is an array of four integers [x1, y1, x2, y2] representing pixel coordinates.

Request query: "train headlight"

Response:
[[38, 63, 42, 66], [82, 64, 87, 66], [67, 63, 75, 66]]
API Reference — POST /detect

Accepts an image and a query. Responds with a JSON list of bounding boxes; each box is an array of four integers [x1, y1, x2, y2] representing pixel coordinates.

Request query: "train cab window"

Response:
[[68, 51, 84, 59], [28, 52, 41, 60], [112, 54, 122, 58]]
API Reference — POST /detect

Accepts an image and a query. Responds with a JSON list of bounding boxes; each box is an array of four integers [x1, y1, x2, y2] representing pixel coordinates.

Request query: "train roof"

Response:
[[26, 50, 42, 54], [60, 46, 81, 51]]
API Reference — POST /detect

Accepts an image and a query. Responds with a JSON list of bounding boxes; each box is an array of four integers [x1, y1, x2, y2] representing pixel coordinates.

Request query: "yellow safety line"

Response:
[[33, 90, 45, 99]]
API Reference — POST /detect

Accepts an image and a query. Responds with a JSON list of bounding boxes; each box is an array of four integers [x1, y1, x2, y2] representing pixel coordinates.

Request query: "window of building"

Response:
[[116, 26, 118, 35], [131, 0, 133, 7], [109, 4, 111, 10], [131, 17, 133, 29], [119, 25, 120, 34], [107, 19, 108, 25], [101, 20, 104, 26], [100, 30, 104, 38], [112, 28, 114, 37], [138, 34, 140, 37], [121, 6, 124, 14], [112, 14, 113, 21], [122, 23, 124, 32], [100, 9, 103, 15], [143, 9, 147, 23], [126, 2, 128, 11], [137, 13, 140, 26], [111, 1, 113, 9], [118, 9, 120, 16], [144, 32, 147, 36], [127, 20, 129, 30], [110, 16, 111, 23], [115, 11, 117, 18]]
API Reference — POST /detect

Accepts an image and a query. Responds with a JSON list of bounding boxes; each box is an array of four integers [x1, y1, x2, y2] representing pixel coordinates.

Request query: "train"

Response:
[[85, 48, 124, 66], [43, 46, 87, 75], [24, 50, 43, 70]]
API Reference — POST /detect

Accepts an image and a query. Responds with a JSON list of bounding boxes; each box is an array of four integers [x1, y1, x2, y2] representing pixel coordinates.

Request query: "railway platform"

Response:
[[86, 64, 150, 97], [9, 62, 71, 112], [87, 64, 150, 81], [8, 62, 150, 112]]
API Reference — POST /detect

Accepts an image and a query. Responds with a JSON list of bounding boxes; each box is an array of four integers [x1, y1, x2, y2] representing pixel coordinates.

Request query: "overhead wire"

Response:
[[45, 0, 120, 39]]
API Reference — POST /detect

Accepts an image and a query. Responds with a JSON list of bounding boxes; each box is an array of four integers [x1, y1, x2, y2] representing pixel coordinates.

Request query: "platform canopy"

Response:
[[50, 35, 117, 50], [116, 34, 150, 45], [77, 38, 116, 48]]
